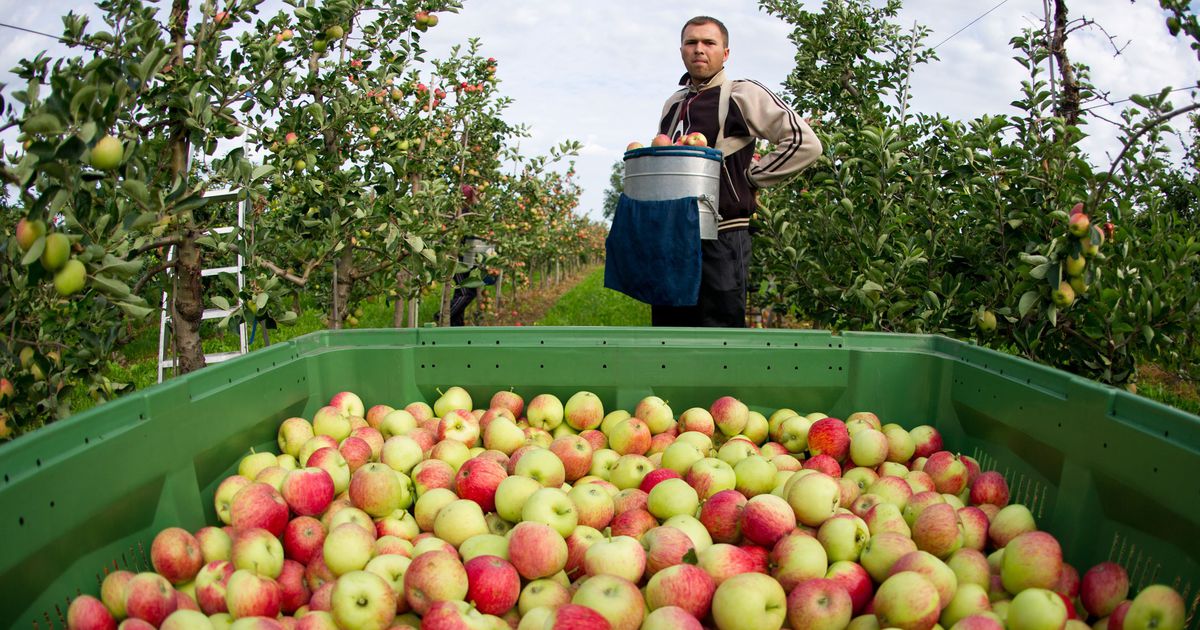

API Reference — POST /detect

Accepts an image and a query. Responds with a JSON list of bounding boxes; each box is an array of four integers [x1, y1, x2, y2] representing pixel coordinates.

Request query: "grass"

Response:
[[1135, 363, 1200, 415], [537, 267, 651, 326]]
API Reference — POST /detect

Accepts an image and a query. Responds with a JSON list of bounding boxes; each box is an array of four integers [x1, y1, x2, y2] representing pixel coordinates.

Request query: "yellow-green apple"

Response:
[[279, 418, 316, 458], [568, 483, 614, 530], [378, 409, 417, 440], [238, 451, 278, 481], [1121, 584, 1185, 630], [740, 493, 795, 548], [646, 478, 699, 521], [40, 232, 70, 271], [1080, 562, 1129, 618], [710, 396, 748, 437], [675, 430, 714, 453], [711, 572, 787, 630], [686, 457, 737, 500], [325, 504, 373, 537], [489, 390, 524, 418], [609, 454, 654, 490], [462, 555, 520, 615], [151, 528, 204, 585], [323, 523, 375, 577], [518, 579, 571, 616], [483, 417, 526, 455], [844, 468, 882, 496], [873, 571, 941, 630], [1052, 280, 1077, 307], [838, 477, 863, 508], [459, 533, 507, 562], [194, 561, 235, 614], [626, 141, 646, 151], [816, 513, 870, 563], [733, 454, 777, 497], [845, 411, 881, 430], [825, 561, 874, 616], [229, 482, 289, 537], [879, 461, 911, 478], [642, 605, 702, 630], [661, 441, 705, 476], [329, 391, 365, 418], [698, 489, 747, 544], [411, 458, 456, 496], [100, 570, 135, 619], [403, 401, 434, 425], [864, 477, 907, 511], [909, 425, 943, 459], [380, 436, 423, 475], [158, 609, 210, 629], [767, 409, 799, 441], [478, 407, 515, 433], [941, 583, 993, 628], [377, 508, 419, 541], [508, 522, 568, 580], [946, 548, 990, 592], [786, 577, 852, 630], [859, 531, 919, 583], [433, 386, 472, 418], [433, 499, 489, 547], [717, 438, 759, 467], [313, 406, 352, 442], [549, 435, 593, 481], [953, 613, 1006, 630], [683, 132, 708, 147], [571, 574, 644, 630], [678, 408, 715, 437], [412, 537, 457, 558], [413, 487, 457, 532], [281, 468, 335, 517], [125, 572, 181, 625], [762, 441, 790, 459], [882, 425, 916, 463], [610, 508, 658, 539], [283, 516, 325, 565], [912, 503, 964, 559], [634, 396, 673, 434], [562, 391, 604, 431], [904, 490, 946, 527], [600, 410, 631, 435], [808, 418, 850, 462], [437, 409, 480, 447], [1006, 587, 1068, 630], [364, 404, 393, 429], [923, 451, 969, 495], [223, 569, 280, 619], [402, 550, 467, 616], [849, 429, 889, 468], [1001, 531, 1062, 593], [661, 514, 714, 552], [526, 394, 564, 430], [494, 475, 542, 523], [348, 430, 382, 463], [453, 456, 507, 513], [307, 448, 351, 496], [195, 526, 232, 564], [330, 570, 395, 630], [298, 436, 339, 466], [583, 535, 646, 582], [522, 487, 578, 537], [769, 532, 829, 592], [587, 447, 620, 480], [788, 472, 841, 527], [742, 411, 770, 444], [228, 528, 283, 580], [513, 447, 566, 487], [67, 594, 116, 630], [579, 429, 607, 452], [778, 415, 814, 454], [607, 417, 651, 455]]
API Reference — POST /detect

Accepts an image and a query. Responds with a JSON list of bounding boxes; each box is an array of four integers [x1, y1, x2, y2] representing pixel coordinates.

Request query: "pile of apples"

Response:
[[626, 132, 709, 151], [63, 388, 1188, 630]]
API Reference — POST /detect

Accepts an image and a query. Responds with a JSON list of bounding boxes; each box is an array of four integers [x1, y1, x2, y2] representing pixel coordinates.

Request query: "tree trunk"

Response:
[[171, 234, 207, 373], [1051, 0, 1081, 128], [330, 246, 354, 329], [392, 269, 407, 328]]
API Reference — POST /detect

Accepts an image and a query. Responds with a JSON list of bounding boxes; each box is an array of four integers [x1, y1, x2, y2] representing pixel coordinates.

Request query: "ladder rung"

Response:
[[158, 350, 244, 370], [202, 266, 239, 277], [211, 226, 237, 235], [202, 308, 235, 320]]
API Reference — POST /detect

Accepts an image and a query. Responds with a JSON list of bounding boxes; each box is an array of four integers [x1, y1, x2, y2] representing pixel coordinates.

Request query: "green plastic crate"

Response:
[[1, 328, 1198, 628]]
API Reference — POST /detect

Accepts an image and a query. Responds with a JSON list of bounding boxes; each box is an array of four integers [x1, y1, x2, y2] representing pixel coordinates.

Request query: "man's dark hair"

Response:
[[682, 16, 728, 47]]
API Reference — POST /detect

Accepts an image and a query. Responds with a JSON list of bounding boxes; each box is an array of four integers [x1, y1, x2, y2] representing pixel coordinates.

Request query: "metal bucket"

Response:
[[623, 146, 721, 240], [461, 237, 495, 266]]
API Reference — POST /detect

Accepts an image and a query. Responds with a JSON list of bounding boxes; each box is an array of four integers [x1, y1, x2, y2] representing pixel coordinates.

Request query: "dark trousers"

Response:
[[652, 229, 751, 328], [449, 273, 478, 327]]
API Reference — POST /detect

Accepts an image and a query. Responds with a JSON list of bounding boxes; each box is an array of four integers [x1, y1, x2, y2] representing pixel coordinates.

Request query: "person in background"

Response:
[[449, 238, 497, 327], [652, 15, 822, 327]]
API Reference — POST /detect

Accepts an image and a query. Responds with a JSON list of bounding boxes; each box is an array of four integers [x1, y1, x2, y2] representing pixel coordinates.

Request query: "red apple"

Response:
[[969, 471, 1010, 507], [808, 418, 850, 462], [454, 456, 507, 513], [151, 527, 204, 585], [787, 578, 852, 630], [464, 555, 520, 615], [1081, 562, 1130, 618], [231, 482, 290, 537], [281, 468, 336, 517], [124, 572, 178, 626], [283, 516, 326, 565], [66, 595, 117, 630]]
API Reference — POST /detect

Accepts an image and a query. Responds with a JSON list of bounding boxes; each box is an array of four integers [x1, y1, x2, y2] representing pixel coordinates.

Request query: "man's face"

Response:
[[680, 22, 728, 83]]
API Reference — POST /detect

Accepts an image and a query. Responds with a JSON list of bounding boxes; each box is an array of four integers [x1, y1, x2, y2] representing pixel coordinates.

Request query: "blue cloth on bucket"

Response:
[[604, 193, 702, 306]]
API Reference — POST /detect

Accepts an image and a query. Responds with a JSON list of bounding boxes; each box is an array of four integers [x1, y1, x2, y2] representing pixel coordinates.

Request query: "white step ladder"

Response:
[[157, 188, 249, 383]]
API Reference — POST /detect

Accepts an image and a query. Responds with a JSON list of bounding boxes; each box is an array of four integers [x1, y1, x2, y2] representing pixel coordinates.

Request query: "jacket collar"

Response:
[[678, 68, 728, 93]]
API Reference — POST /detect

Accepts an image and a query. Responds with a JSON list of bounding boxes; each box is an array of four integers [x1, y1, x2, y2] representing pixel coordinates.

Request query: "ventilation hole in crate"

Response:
[[496, 340, 501, 345], [766, 366, 772, 370], [1103, 442, 1108, 449], [84, 437, 89, 444], [420, 364, 426, 369], [794, 343, 799, 347], [661, 364, 667, 369], [1058, 422, 1062, 428], [661, 341, 666, 345], [766, 342, 772, 347], [723, 342, 728, 346], [431, 364, 436, 369], [466, 364, 472, 369], [495, 364, 500, 369], [19, 517, 24, 526], [36, 458, 41, 467], [794, 366, 799, 370], [540, 341, 545, 345], [540, 364, 545, 369], [838, 367, 843, 371], [49, 501, 55, 508], [1165, 430, 1170, 438], [467, 340, 472, 345], [723, 365, 728, 370], [602, 364, 607, 369], [1153, 467, 1158, 474], [3, 474, 8, 483], [602, 340, 607, 345], [431, 341, 437, 346]]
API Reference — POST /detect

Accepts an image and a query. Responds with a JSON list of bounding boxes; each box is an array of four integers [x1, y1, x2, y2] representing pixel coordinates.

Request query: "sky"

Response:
[[1, 0, 1197, 223]]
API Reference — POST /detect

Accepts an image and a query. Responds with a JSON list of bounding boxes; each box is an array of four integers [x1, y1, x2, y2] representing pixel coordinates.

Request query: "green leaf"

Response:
[[122, 179, 151, 205], [1030, 263, 1050, 280], [1047, 303, 1057, 327], [91, 275, 131, 297], [212, 295, 231, 311], [255, 293, 269, 310], [1142, 325, 1154, 345], [1019, 291, 1039, 317], [22, 113, 63, 135], [117, 302, 155, 319], [21, 236, 46, 266], [251, 164, 274, 182]]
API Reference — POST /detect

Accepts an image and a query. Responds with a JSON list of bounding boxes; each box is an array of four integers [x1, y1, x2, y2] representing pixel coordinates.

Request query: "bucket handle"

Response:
[[699, 194, 722, 222]]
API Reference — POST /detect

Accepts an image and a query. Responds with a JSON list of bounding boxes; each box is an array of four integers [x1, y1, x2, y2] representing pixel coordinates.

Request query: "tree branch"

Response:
[[126, 237, 182, 259], [132, 261, 176, 295], [1088, 102, 1200, 214]]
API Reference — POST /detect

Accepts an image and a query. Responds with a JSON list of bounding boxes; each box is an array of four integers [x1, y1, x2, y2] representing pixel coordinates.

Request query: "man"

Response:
[[652, 16, 822, 327]]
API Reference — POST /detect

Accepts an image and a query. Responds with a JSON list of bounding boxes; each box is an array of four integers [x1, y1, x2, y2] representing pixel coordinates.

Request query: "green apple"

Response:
[[1006, 587, 1068, 630], [564, 391, 605, 431], [733, 454, 777, 497], [433, 499, 489, 547], [609, 454, 654, 490], [661, 441, 705, 476], [514, 447, 566, 487], [53, 259, 87, 296], [570, 574, 645, 630], [413, 487, 458, 532], [331, 570, 396, 630], [526, 393, 564, 430], [661, 514, 714, 553], [458, 533, 509, 562], [583, 535, 646, 583], [90, 135, 124, 170], [40, 232, 70, 272], [787, 472, 840, 527], [647, 478, 699, 521], [433, 386, 472, 418], [521, 487, 578, 538], [1122, 584, 1186, 630], [874, 571, 941, 630], [711, 572, 787, 630]]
